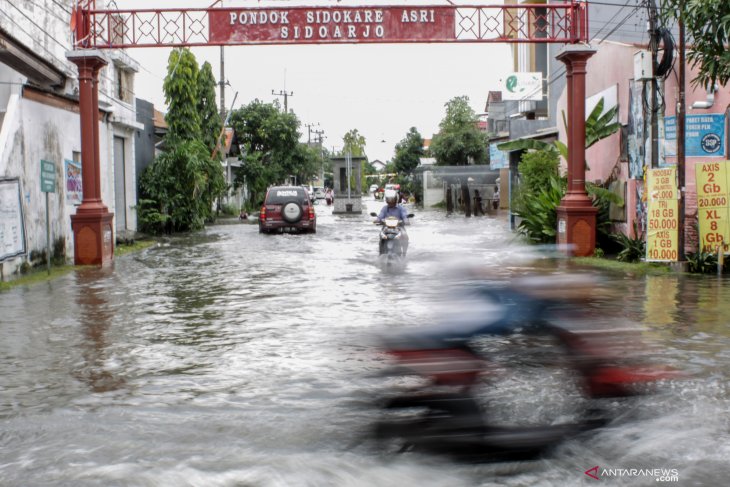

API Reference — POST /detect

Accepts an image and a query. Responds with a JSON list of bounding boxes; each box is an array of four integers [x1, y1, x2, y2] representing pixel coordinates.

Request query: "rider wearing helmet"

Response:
[[376, 189, 410, 254]]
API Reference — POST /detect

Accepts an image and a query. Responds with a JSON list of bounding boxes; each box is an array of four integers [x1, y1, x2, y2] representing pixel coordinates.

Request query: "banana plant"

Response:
[[497, 97, 620, 170]]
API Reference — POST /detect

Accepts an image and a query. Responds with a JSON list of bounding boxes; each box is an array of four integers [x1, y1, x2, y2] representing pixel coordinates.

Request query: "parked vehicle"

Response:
[[259, 186, 316, 234], [313, 186, 326, 199], [370, 276, 682, 461]]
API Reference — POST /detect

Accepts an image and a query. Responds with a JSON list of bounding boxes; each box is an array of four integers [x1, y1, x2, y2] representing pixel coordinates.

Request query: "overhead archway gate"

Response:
[[67, 1, 595, 264]]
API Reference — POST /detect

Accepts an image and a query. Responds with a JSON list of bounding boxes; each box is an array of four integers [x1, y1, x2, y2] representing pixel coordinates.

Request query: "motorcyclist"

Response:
[[375, 189, 409, 255]]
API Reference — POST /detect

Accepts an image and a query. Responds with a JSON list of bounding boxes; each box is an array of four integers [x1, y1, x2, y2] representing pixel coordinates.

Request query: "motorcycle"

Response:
[[370, 212, 413, 267], [370, 275, 681, 461]]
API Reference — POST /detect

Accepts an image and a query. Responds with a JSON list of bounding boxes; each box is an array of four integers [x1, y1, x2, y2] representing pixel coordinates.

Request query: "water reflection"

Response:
[[74, 267, 126, 393]]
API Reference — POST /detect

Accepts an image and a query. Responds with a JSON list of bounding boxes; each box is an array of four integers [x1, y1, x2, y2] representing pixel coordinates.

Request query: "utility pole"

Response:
[[677, 0, 686, 260], [313, 129, 326, 183], [305, 122, 319, 144], [649, 0, 659, 168], [272, 89, 293, 113], [219, 46, 226, 120]]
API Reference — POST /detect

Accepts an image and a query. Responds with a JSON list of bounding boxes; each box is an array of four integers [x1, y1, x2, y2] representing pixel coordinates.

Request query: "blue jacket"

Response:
[[377, 204, 409, 224]]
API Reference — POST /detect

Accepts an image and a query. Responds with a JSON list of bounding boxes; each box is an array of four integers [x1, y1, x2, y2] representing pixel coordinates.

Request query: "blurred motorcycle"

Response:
[[370, 275, 681, 461]]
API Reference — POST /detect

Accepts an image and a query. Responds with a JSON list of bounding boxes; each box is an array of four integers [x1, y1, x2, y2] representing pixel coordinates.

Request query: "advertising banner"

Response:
[[489, 143, 508, 170], [65, 159, 83, 205], [696, 161, 730, 252], [0, 178, 26, 261], [664, 114, 726, 158], [645, 167, 678, 262], [501, 72, 542, 101]]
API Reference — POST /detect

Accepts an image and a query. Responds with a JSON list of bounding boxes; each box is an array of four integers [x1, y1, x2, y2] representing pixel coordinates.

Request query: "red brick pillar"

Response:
[[556, 46, 597, 257], [67, 50, 114, 266]]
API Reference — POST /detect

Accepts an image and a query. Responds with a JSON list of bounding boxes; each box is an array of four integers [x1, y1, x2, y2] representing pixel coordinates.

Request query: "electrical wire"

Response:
[[23, 0, 69, 24], [591, 0, 642, 42], [5, 0, 70, 52], [595, 2, 647, 44]]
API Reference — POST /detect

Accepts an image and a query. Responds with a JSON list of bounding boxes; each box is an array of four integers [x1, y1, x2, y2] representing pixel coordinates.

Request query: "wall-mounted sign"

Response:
[[0, 178, 26, 261], [501, 72, 542, 101], [645, 167, 678, 262], [40, 160, 55, 193], [696, 161, 730, 252], [664, 114, 726, 158]]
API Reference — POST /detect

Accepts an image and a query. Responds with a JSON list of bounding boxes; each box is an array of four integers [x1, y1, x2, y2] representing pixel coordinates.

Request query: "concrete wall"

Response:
[[0, 77, 139, 274], [1, 1, 142, 274], [555, 40, 730, 251]]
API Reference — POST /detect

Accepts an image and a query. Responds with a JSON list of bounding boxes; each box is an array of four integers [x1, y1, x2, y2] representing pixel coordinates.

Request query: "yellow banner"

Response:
[[646, 168, 679, 261], [696, 161, 730, 252]]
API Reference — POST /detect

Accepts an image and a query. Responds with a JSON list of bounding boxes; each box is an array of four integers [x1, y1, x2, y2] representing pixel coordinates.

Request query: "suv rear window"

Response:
[[265, 187, 308, 204]]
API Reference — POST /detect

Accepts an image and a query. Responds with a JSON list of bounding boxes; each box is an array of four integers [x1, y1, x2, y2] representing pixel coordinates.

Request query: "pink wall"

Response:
[[555, 41, 730, 247]]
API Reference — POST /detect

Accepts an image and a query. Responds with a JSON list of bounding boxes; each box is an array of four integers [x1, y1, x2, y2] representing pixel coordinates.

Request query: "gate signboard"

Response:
[[77, 4, 587, 48]]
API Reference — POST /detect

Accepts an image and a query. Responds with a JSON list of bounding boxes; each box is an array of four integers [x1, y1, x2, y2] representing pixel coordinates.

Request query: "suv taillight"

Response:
[[308, 205, 315, 220], [260, 206, 266, 220]]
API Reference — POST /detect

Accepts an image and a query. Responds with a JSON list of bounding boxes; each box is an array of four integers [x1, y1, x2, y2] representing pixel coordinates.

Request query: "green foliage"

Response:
[[584, 98, 620, 149], [611, 223, 646, 263], [163, 49, 201, 143], [661, 0, 730, 89], [431, 96, 488, 166], [586, 182, 624, 252], [393, 127, 425, 174], [518, 150, 560, 196], [514, 175, 566, 244], [686, 250, 720, 274], [139, 140, 224, 233], [197, 61, 223, 157], [229, 99, 319, 206], [139, 49, 226, 234], [342, 129, 367, 157]]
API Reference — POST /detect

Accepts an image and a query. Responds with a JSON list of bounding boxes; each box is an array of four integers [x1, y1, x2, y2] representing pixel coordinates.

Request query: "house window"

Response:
[[114, 68, 133, 104]]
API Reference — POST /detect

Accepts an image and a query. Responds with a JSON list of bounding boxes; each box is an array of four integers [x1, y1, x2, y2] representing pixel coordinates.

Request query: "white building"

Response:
[[0, 0, 141, 276]]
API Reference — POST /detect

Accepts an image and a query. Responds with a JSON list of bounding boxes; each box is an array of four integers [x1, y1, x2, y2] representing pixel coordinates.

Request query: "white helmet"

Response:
[[384, 189, 398, 204]]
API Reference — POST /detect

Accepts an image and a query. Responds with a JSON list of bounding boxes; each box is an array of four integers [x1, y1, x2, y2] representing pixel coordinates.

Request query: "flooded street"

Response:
[[2, 198, 730, 486]]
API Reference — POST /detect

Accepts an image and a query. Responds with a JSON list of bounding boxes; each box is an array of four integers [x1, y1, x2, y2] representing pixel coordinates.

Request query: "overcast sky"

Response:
[[119, 0, 513, 162]]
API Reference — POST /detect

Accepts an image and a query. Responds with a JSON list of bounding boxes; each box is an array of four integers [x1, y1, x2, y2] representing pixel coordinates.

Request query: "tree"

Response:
[[197, 61, 223, 157], [661, 0, 730, 89], [342, 128, 367, 157], [163, 48, 200, 143], [138, 49, 225, 233], [229, 99, 315, 206], [393, 127, 425, 174], [430, 96, 488, 166]]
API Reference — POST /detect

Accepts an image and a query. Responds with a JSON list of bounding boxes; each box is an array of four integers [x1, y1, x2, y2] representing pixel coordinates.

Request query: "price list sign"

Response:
[[696, 161, 730, 252], [646, 167, 679, 261]]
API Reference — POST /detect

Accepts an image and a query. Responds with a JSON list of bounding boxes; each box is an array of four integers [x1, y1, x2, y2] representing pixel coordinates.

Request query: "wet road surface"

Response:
[[2, 198, 729, 485]]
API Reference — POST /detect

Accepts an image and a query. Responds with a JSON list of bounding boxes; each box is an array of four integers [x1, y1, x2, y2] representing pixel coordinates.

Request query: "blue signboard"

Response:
[[489, 143, 508, 170], [664, 114, 726, 157]]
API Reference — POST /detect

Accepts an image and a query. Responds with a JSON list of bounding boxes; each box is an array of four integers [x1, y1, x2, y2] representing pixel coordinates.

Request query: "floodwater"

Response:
[[1, 198, 729, 486]]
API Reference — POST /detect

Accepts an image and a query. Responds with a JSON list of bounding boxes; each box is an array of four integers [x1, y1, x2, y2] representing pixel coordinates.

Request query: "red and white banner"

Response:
[[80, 4, 587, 48], [211, 7, 461, 44]]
